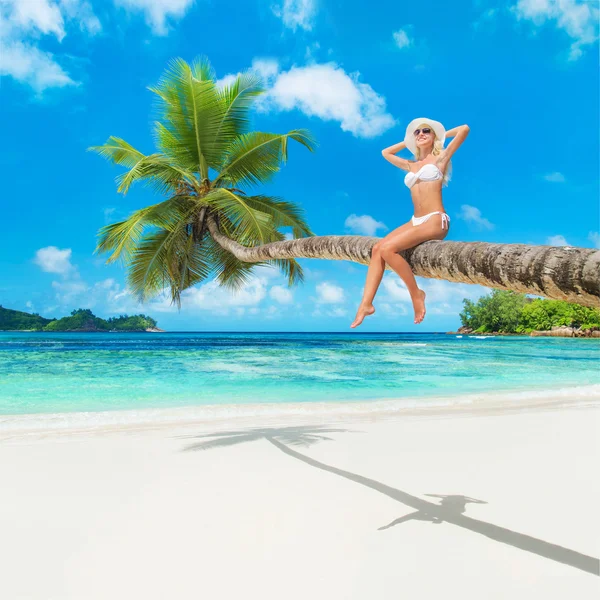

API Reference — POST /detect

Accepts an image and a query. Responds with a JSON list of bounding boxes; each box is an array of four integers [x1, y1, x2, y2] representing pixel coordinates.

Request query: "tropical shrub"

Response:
[[459, 291, 600, 333]]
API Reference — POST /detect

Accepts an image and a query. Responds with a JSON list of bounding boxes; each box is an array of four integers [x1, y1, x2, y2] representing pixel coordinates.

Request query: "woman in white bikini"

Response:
[[351, 117, 470, 328]]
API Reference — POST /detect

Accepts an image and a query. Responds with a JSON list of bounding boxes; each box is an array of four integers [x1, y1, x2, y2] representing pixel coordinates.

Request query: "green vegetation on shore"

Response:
[[460, 290, 600, 334], [0, 306, 159, 332]]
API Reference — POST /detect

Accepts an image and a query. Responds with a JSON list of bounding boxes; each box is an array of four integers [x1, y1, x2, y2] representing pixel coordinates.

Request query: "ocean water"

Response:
[[0, 332, 598, 416]]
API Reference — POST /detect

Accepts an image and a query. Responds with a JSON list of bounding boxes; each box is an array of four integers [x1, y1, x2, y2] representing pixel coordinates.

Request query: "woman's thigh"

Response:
[[380, 214, 449, 252], [379, 219, 414, 243]]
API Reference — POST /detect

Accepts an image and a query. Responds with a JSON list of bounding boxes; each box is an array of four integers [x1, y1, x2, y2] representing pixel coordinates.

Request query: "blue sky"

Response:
[[1, 0, 598, 332]]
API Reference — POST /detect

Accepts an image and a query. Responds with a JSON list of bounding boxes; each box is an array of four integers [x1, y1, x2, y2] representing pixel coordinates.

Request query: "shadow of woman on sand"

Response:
[[181, 425, 599, 577]]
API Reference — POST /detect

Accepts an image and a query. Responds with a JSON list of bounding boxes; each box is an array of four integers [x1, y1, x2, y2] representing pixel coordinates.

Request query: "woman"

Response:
[[350, 117, 470, 328]]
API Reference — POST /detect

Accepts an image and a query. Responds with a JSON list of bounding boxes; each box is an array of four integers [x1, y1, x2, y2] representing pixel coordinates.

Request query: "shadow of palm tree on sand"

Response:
[[181, 425, 599, 576]]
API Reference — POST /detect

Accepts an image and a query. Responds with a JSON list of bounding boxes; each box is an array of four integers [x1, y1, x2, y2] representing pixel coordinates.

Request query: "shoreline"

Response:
[[2, 384, 598, 441]]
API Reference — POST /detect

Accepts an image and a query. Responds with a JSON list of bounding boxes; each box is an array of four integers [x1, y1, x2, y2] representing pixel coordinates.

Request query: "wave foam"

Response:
[[1, 385, 599, 439]]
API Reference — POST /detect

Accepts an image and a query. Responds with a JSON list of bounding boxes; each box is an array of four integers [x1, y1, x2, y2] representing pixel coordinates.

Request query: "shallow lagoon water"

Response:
[[1, 332, 598, 415]]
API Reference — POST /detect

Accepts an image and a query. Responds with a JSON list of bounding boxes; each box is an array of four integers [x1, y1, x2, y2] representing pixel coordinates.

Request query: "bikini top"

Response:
[[404, 163, 444, 189]]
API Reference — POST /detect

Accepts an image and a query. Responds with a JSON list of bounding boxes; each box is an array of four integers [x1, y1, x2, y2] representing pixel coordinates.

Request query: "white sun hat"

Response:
[[404, 117, 446, 156]]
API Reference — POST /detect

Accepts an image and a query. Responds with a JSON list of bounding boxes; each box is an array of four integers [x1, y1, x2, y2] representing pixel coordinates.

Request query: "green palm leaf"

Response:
[[204, 233, 268, 293], [204, 188, 274, 245], [212, 71, 264, 150], [241, 194, 314, 238], [147, 56, 225, 175], [114, 154, 198, 196], [127, 202, 200, 302], [166, 224, 213, 308], [214, 129, 317, 189], [95, 195, 194, 264], [87, 136, 145, 168]]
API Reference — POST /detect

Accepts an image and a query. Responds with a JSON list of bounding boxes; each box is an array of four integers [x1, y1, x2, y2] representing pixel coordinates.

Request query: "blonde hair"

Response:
[[414, 124, 452, 187]]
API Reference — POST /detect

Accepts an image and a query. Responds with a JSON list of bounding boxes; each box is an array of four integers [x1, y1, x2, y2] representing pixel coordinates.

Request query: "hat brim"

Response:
[[404, 118, 446, 156]]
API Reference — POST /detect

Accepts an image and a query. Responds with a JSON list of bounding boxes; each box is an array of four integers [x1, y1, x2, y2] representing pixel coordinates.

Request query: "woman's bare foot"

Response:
[[350, 304, 376, 328], [413, 289, 426, 324]]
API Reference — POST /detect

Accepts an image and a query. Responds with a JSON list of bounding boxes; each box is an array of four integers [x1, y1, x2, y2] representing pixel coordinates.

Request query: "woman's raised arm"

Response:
[[381, 140, 412, 171], [439, 125, 470, 164]]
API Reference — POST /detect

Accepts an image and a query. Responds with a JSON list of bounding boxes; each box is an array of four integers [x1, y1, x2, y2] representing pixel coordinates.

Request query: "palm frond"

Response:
[[87, 136, 145, 168], [204, 188, 274, 245], [212, 71, 264, 151], [95, 195, 194, 264], [204, 234, 268, 293], [241, 194, 314, 238], [112, 153, 197, 196], [264, 257, 305, 287], [147, 56, 225, 174], [127, 201, 201, 302], [214, 129, 317, 189], [167, 223, 213, 308]]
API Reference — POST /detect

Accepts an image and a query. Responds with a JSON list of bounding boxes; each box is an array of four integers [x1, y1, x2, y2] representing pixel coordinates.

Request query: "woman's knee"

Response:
[[372, 240, 385, 255], [379, 242, 404, 257]]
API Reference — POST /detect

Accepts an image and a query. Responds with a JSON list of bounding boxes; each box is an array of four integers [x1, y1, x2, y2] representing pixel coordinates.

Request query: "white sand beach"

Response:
[[1, 394, 599, 599]]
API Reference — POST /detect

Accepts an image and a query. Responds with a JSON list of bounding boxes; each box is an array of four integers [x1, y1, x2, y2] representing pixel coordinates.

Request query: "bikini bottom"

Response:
[[411, 211, 450, 230]]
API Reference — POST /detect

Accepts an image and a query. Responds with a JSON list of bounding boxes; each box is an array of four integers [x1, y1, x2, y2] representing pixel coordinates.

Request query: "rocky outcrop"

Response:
[[145, 327, 166, 333], [447, 326, 600, 337], [530, 326, 600, 338], [447, 326, 474, 335]]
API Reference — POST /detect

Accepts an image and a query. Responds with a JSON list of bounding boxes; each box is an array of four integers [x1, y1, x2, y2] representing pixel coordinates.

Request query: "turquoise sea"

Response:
[[0, 332, 598, 416]]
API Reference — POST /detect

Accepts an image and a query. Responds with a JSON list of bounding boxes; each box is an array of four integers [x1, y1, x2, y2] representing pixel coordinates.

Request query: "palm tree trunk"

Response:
[[206, 215, 600, 308]]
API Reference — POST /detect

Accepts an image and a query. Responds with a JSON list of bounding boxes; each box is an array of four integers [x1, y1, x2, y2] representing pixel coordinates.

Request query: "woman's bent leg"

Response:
[[350, 246, 384, 328], [379, 250, 426, 324], [379, 215, 449, 324]]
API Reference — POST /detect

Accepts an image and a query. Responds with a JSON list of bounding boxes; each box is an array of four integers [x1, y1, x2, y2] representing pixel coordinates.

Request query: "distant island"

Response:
[[0, 306, 164, 332], [450, 290, 600, 337]]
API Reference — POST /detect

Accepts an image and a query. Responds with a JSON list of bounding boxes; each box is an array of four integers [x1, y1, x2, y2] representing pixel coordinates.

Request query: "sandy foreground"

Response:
[[0, 395, 599, 599]]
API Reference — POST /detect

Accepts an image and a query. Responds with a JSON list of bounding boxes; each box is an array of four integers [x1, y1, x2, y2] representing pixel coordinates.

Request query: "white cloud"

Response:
[[216, 57, 280, 89], [543, 171, 566, 182], [215, 73, 238, 89], [272, 0, 316, 32], [259, 62, 396, 138], [315, 281, 345, 304], [588, 231, 600, 249], [34, 246, 75, 275], [344, 214, 388, 236], [381, 277, 412, 303], [0, 0, 101, 93], [217, 59, 395, 138], [180, 277, 267, 315], [379, 273, 490, 315], [59, 0, 102, 35], [252, 58, 280, 84], [546, 234, 569, 246], [392, 28, 412, 49], [264, 305, 281, 319], [458, 204, 495, 230], [311, 306, 348, 318], [511, 0, 599, 60], [252, 263, 281, 280], [51, 278, 89, 304], [378, 302, 408, 316], [113, 0, 195, 36], [269, 285, 294, 304], [0, 40, 77, 92]]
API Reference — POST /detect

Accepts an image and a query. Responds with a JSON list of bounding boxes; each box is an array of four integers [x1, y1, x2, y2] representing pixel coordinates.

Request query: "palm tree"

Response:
[[90, 56, 600, 309], [89, 55, 316, 308]]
